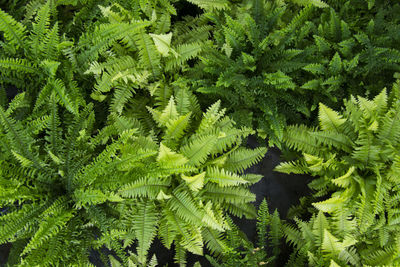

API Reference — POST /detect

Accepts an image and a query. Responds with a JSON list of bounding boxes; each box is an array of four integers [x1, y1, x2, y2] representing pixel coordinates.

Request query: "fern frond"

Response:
[[168, 190, 204, 226], [0, 8, 26, 49], [22, 210, 74, 255], [202, 228, 230, 255], [206, 167, 248, 187], [224, 147, 267, 173], [186, 0, 228, 10], [132, 201, 158, 264], [181, 134, 217, 166], [204, 184, 256, 204], [284, 125, 320, 155], [0, 58, 36, 73], [118, 177, 171, 199]]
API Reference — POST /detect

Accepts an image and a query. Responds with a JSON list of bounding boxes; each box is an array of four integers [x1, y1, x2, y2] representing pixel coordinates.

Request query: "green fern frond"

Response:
[[0, 58, 36, 73], [224, 147, 267, 173], [181, 134, 217, 166], [283, 125, 320, 155], [206, 167, 248, 187], [132, 201, 158, 264], [118, 177, 171, 199], [0, 8, 26, 49], [186, 0, 229, 10], [204, 184, 256, 204], [22, 210, 74, 255]]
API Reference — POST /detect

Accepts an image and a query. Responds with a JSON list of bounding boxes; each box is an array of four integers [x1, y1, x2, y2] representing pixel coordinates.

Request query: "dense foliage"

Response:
[[0, 0, 399, 266], [276, 80, 400, 266], [188, 0, 400, 145], [205, 199, 283, 267]]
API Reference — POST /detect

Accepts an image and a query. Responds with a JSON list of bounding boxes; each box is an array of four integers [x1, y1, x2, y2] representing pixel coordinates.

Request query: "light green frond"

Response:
[[157, 143, 188, 166], [313, 196, 345, 213], [119, 177, 171, 199], [168, 190, 204, 226], [309, 131, 353, 152], [274, 160, 308, 174], [284, 125, 320, 155], [149, 32, 174, 57], [204, 184, 256, 204], [181, 172, 205, 192], [166, 42, 202, 71], [206, 167, 248, 187], [224, 147, 267, 173], [22, 210, 74, 255], [318, 103, 346, 132], [186, 0, 228, 10], [180, 134, 217, 166], [74, 189, 123, 209], [159, 96, 179, 126], [164, 112, 191, 143], [202, 228, 230, 255], [132, 201, 158, 264], [134, 29, 161, 77], [321, 229, 344, 257]]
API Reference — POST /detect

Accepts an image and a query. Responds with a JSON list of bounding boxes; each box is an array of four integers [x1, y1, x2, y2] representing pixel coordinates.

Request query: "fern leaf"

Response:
[[133, 201, 158, 264], [119, 177, 171, 199], [134, 29, 161, 77], [181, 172, 205, 192], [168, 190, 204, 226], [22, 210, 74, 255], [0, 58, 36, 73], [202, 228, 230, 255], [206, 167, 248, 187], [204, 184, 256, 204], [166, 42, 202, 70], [186, 0, 228, 10], [312, 196, 345, 213], [274, 160, 308, 174], [74, 189, 123, 208], [111, 85, 135, 115], [157, 143, 189, 166], [164, 112, 191, 143], [318, 103, 346, 132], [321, 229, 344, 257], [224, 147, 267, 173], [284, 125, 320, 155], [149, 32, 174, 57], [180, 134, 217, 166], [0, 8, 26, 49]]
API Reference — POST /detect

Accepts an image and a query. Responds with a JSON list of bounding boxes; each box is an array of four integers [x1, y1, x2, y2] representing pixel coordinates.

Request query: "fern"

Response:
[[205, 199, 283, 266], [277, 83, 400, 266]]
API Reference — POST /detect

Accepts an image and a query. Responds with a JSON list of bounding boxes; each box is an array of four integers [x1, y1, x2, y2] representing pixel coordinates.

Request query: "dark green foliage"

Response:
[[0, 4, 85, 111], [188, 0, 400, 145], [276, 80, 400, 266], [205, 199, 283, 266]]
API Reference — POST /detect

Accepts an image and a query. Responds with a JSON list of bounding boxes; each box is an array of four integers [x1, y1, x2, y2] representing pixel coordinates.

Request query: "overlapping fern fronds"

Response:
[[276, 80, 400, 266]]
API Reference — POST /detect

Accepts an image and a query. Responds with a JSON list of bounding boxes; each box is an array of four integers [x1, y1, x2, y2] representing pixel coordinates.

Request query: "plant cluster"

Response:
[[0, 0, 399, 266], [276, 79, 400, 266], [188, 0, 400, 145]]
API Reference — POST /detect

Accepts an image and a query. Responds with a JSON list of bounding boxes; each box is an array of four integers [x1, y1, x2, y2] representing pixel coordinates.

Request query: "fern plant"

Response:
[[105, 85, 268, 265], [0, 3, 85, 111], [0, 82, 267, 266], [298, 2, 400, 110], [0, 90, 130, 266], [275, 78, 400, 266], [188, 0, 400, 145], [76, 1, 209, 112], [188, 0, 322, 145], [205, 199, 283, 267]]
